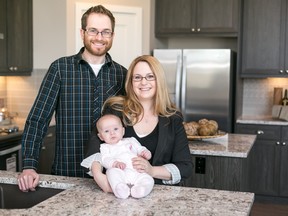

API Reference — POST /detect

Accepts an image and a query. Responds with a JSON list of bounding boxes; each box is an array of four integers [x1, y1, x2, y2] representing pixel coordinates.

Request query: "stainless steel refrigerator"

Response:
[[153, 49, 235, 132]]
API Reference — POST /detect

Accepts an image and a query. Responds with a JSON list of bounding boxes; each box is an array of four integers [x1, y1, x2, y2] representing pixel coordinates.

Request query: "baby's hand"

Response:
[[113, 161, 126, 170], [140, 150, 152, 160]]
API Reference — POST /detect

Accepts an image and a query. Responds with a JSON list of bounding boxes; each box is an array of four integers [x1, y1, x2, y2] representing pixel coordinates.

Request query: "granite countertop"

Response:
[[0, 171, 254, 216], [237, 115, 288, 125], [189, 133, 256, 158]]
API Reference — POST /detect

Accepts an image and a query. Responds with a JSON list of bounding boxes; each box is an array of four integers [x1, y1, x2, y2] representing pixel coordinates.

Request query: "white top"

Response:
[[89, 63, 104, 77], [100, 137, 148, 169]]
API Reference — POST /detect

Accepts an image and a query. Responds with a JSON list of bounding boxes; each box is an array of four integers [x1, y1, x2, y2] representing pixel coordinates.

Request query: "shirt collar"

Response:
[[75, 47, 113, 66]]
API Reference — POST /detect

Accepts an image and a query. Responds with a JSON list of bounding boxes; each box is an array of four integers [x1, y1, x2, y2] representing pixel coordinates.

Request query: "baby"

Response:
[[96, 114, 154, 199]]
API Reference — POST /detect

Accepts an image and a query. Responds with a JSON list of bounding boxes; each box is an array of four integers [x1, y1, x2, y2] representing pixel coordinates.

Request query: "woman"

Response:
[[82, 55, 192, 193]]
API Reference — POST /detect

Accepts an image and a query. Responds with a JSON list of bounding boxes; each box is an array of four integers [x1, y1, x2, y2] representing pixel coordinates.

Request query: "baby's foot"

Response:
[[131, 185, 148, 199], [114, 183, 130, 199]]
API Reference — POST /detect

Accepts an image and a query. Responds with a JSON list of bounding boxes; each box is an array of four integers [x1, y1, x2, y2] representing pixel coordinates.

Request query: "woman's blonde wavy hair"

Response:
[[102, 55, 178, 126]]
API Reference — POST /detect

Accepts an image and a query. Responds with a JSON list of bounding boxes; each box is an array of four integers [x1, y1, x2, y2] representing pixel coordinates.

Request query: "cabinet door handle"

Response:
[[283, 142, 286, 146], [285, 70, 288, 74], [276, 141, 281, 145], [0, 33, 4, 39], [191, 28, 195, 32], [257, 130, 264, 135], [197, 28, 200, 32], [9, 67, 18, 71], [280, 70, 284, 73]]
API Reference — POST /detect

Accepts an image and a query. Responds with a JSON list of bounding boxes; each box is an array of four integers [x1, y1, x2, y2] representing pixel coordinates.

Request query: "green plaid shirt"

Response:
[[21, 48, 127, 177]]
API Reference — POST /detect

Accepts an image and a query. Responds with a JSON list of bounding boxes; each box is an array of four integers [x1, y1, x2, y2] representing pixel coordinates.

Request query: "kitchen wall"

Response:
[[243, 78, 288, 116], [1, 0, 153, 126], [0, 77, 7, 106], [1, 0, 287, 126]]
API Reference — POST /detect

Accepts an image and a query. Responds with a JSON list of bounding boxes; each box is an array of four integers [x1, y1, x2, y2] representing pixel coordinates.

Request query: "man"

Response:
[[18, 5, 127, 192]]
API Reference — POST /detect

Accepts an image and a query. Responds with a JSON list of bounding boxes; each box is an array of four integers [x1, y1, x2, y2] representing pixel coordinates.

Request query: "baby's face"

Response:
[[97, 117, 124, 144]]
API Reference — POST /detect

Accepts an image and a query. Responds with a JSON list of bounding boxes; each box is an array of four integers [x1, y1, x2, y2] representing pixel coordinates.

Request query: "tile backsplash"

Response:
[[0, 77, 7, 106], [4, 69, 47, 124], [1, 72, 288, 124], [242, 78, 288, 116]]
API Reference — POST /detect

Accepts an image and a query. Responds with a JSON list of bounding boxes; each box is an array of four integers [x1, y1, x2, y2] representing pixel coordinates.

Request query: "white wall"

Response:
[[5, 0, 153, 125], [33, 0, 152, 69], [33, 0, 67, 69]]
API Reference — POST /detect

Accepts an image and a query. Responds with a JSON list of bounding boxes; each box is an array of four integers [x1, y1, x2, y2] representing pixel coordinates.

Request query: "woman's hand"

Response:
[[91, 161, 112, 193], [132, 156, 153, 176], [18, 169, 40, 192]]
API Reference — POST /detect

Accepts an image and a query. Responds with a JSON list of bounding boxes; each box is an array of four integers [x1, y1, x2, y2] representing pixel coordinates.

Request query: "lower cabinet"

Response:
[[184, 155, 249, 192], [38, 126, 55, 174], [236, 124, 288, 197]]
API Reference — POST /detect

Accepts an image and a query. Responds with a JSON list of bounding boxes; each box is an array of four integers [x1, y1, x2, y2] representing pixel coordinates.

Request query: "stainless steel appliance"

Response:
[[0, 125, 22, 172], [153, 49, 235, 132]]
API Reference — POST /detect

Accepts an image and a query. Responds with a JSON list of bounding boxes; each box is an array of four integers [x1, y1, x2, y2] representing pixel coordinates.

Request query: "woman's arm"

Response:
[[164, 114, 193, 183], [91, 161, 112, 193]]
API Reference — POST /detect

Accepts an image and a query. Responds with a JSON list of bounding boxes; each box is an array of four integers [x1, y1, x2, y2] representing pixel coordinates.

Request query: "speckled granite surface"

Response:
[[237, 115, 288, 125], [189, 133, 256, 158], [0, 171, 254, 216]]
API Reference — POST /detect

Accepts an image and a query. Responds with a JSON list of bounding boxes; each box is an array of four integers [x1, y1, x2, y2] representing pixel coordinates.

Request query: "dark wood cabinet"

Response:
[[279, 126, 288, 197], [184, 155, 248, 192], [155, 0, 240, 37], [236, 124, 288, 197], [0, 0, 33, 76], [38, 126, 55, 174], [241, 0, 288, 77]]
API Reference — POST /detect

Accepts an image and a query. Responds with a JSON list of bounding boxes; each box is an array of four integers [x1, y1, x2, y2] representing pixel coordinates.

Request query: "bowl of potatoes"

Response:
[[183, 118, 226, 140]]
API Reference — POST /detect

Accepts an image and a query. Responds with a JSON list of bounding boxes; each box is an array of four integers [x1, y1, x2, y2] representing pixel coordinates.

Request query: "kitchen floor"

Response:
[[251, 196, 288, 216]]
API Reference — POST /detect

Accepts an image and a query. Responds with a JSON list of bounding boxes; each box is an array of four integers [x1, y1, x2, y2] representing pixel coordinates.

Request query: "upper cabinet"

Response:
[[0, 0, 33, 76], [155, 0, 240, 37], [241, 0, 288, 78]]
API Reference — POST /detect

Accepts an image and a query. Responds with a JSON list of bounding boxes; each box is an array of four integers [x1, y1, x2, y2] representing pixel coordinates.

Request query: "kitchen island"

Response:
[[0, 171, 254, 216], [186, 133, 256, 192], [188, 133, 256, 158]]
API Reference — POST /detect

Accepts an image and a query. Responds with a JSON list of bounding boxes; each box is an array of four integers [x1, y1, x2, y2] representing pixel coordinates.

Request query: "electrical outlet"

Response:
[[195, 157, 206, 174]]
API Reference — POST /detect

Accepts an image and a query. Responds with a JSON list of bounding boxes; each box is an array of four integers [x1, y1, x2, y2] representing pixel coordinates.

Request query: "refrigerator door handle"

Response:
[[175, 54, 182, 109], [181, 56, 187, 119]]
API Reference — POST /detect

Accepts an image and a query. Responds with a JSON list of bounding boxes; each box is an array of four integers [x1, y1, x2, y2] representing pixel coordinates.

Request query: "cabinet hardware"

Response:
[[257, 130, 264, 135], [280, 70, 284, 73], [283, 142, 286, 146], [285, 70, 288, 73], [197, 28, 200, 32], [0, 33, 4, 40], [191, 28, 195, 31], [9, 67, 18, 71], [276, 141, 281, 145]]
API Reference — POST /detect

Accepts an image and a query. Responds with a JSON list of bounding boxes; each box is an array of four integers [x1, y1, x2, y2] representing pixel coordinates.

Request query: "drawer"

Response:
[[236, 124, 281, 140]]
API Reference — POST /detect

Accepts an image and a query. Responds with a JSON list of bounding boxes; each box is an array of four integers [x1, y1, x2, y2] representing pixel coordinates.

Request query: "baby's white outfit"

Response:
[[100, 137, 154, 199]]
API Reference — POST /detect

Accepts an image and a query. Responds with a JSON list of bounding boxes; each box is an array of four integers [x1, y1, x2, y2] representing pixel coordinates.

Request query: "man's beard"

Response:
[[84, 39, 113, 57]]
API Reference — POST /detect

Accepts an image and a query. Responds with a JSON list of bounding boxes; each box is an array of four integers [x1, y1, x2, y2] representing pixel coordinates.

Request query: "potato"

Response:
[[183, 121, 199, 136], [198, 118, 209, 125], [208, 120, 218, 129]]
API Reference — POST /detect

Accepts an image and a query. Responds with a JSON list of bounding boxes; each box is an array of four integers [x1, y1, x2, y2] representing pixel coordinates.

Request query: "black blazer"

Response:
[[84, 112, 193, 184]]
